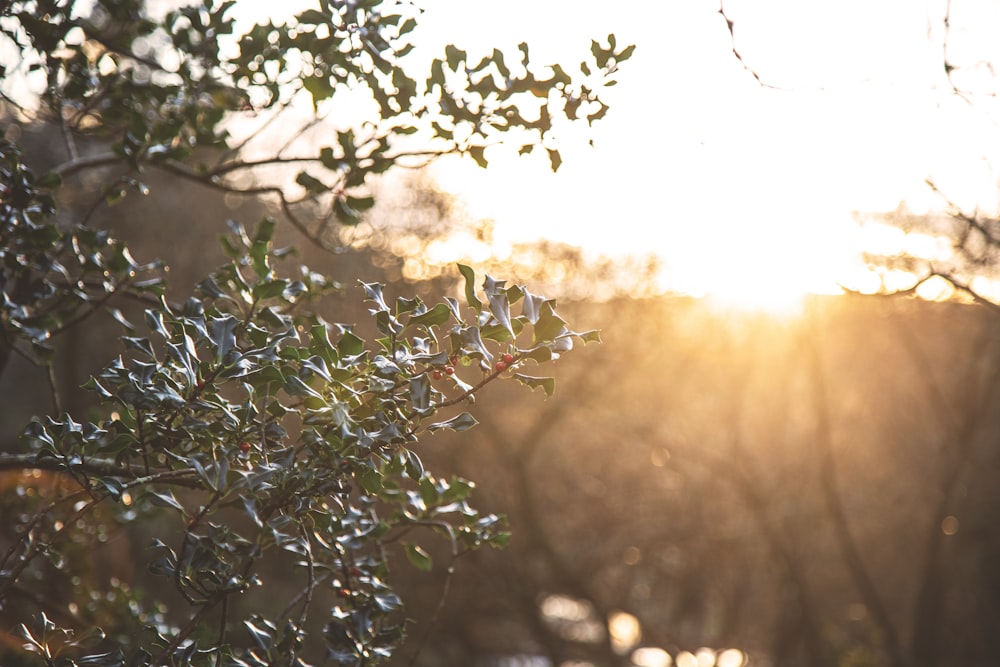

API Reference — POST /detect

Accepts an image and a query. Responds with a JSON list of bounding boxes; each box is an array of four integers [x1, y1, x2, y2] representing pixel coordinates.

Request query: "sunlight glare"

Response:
[[716, 649, 746, 667], [915, 275, 954, 301], [608, 611, 642, 654], [695, 648, 716, 667], [654, 214, 856, 315], [631, 647, 673, 667], [674, 652, 697, 667], [699, 275, 810, 316]]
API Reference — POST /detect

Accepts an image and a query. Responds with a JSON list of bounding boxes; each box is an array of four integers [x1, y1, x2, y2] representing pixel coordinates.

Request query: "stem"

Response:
[[0, 453, 198, 483], [406, 523, 459, 667], [804, 313, 905, 667], [436, 366, 507, 409], [150, 602, 217, 667], [215, 596, 228, 667], [46, 363, 63, 416]]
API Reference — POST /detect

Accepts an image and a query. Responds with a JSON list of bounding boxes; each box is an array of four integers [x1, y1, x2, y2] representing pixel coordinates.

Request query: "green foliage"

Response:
[[6, 219, 596, 665], [0, 0, 624, 663], [2, 0, 633, 237], [0, 140, 165, 372]]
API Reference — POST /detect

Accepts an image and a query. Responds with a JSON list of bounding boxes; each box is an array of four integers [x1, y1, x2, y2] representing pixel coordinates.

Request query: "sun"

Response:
[[704, 278, 811, 316], [663, 263, 814, 317], [648, 211, 857, 316]]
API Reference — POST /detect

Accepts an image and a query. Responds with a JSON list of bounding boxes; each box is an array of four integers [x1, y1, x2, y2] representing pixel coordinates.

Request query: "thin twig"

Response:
[[803, 311, 906, 667], [717, 1, 783, 90], [52, 152, 123, 178], [58, 103, 79, 162], [287, 525, 317, 667], [149, 602, 217, 667], [45, 363, 63, 415], [405, 523, 459, 667], [218, 95, 300, 163], [215, 596, 228, 667]]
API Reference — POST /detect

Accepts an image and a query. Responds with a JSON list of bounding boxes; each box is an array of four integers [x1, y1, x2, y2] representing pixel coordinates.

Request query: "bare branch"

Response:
[[717, 1, 783, 90], [803, 312, 906, 667], [52, 152, 124, 178], [405, 521, 460, 667]]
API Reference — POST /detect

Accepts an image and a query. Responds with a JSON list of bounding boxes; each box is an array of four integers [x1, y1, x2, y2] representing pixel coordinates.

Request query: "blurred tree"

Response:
[[0, 0, 630, 664], [399, 295, 1000, 667], [696, 6, 1000, 664]]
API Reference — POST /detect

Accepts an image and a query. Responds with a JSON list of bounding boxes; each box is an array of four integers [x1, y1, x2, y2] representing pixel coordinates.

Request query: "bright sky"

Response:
[[408, 0, 1000, 307], [11, 0, 1000, 308]]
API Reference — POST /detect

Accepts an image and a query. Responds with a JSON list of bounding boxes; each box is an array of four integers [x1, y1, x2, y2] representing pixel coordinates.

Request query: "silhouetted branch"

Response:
[[150, 602, 218, 667], [907, 329, 1000, 666], [939, 0, 1000, 103], [718, 327, 836, 667], [476, 393, 627, 666], [717, 1, 781, 90], [804, 312, 906, 667], [0, 453, 200, 486], [405, 521, 460, 667], [926, 179, 1000, 254], [925, 270, 1000, 316]]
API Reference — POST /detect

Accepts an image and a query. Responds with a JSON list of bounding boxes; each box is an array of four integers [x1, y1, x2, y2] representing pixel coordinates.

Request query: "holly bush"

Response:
[[0, 0, 627, 664], [4, 214, 597, 665]]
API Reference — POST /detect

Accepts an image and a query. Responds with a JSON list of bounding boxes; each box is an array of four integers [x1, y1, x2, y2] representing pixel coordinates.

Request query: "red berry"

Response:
[[449, 355, 458, 366], [338, 588, 351, 598], [239, 442, 251, 453], [502, 353, 514, 365], [432, 369, 443, 380], [350, 567, 363, 577], [495, 361, 507, 372], [444, 365, 455, 375]]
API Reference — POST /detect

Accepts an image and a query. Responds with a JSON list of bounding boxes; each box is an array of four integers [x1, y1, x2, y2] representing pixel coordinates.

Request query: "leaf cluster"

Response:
[[3, 218, 597, 665], [1, 0, 633, 235], [1, 140, 164, 374], [0, 1, 618, 663]]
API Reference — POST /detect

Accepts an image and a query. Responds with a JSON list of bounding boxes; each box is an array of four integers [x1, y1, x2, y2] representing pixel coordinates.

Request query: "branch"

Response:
[[940, 0, 970, 103], [217, 95, 300, 163], [717, 1, 783, 90], [803, 313, 906, 667], [927, 270, 1000, 315], [936, 0, 1000, 104], [841, 267, 1000, 318], [150, 602, 218, 667], [45, 364, 62, 417], [711, 328, 835, 667], [0, 453, 200, 487], [287, 525, 316, 667], [436, 365, 510, 409], [405, 521, 460, 667], [51, 152, 123, 178], [150, 160, 339, 251], [474, 402, 625, 666], [926, 179, 1000, 251], [49, 274, 135, 338], [907, 329, 1000, 666]]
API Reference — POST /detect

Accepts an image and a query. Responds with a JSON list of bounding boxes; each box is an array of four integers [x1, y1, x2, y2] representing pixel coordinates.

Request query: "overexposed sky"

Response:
[[410, 0, 1000, 303], [12, 0, 1000, 304]]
